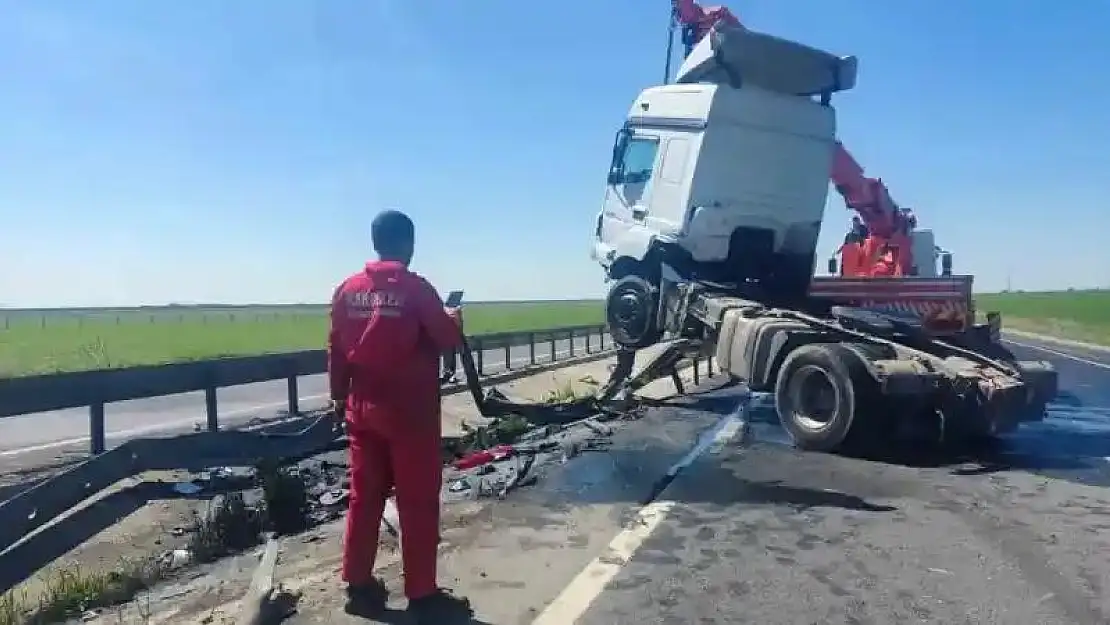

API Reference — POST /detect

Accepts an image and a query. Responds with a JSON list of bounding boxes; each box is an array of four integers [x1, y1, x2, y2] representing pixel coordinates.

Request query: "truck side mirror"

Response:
[[827, 258, 837, 274], [941, 253, 953, 276]]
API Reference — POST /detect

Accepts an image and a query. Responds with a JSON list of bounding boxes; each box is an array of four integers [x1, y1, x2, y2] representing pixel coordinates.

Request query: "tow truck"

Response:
[[586, 4, 1058, 451]]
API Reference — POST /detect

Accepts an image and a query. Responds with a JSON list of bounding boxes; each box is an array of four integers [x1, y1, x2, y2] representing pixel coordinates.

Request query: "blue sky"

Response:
[[1, 1, 1106, 307]]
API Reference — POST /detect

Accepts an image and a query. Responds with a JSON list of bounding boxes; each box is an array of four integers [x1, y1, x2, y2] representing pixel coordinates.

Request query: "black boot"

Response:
[[344, 578, 389, 617], [407, 589, 472, 624]]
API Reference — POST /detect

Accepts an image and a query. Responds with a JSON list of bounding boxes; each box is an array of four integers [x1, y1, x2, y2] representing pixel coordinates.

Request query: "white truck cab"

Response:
[[593, 24, 858, 347]]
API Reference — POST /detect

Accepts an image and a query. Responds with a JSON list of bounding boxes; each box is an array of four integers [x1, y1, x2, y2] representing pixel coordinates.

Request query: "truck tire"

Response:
[[605, 274, 663, 350], [774, 343, 879, 452]]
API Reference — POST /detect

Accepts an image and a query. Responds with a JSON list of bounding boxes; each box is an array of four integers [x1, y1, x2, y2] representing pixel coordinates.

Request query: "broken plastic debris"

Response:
[[583, 419, 612, 436], [452, 444, 515, 470], [210, 466, 234, 480], [319, 489, 349, 507], [449, 479, 472, 493], [161, 548, 192, 569], [172, 481, 203, 496]]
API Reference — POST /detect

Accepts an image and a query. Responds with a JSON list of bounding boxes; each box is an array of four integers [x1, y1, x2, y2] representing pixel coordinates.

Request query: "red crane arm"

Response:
[[673, 0, 739, 31], [672, 0, 739, 54], [829, 142, 908, 239]]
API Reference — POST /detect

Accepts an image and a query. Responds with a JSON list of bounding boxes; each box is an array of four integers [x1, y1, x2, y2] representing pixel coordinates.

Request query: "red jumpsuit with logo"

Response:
[[328, 260, 462, 599]]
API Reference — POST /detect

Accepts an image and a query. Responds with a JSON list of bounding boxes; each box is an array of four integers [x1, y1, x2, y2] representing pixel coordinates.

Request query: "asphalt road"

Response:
[[0, 335, 607, 458], [352, 333, 1110, 625], [77, 331, 1110, 624], [570, 336, 1110, 625]]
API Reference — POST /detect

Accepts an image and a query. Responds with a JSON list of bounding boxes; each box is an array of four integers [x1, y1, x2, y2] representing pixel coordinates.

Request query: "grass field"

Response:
[[0, 301, 605, 378], [4, 290, 1104, 378], [975, 289, 1110, 346]]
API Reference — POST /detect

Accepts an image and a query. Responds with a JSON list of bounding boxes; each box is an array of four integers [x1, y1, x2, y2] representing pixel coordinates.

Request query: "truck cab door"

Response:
[[612, 134, 660, 220], [601, 133, 661, 232]]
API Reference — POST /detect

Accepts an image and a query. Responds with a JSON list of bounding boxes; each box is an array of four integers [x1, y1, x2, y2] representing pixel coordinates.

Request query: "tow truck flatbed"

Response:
[[808, 275, 975, 336]]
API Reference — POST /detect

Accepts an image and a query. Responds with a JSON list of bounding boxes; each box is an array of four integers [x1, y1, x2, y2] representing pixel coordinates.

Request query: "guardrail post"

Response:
[[205, 387, 219, 432], [475, 340, 485, 376], [504, 343, 512, 371], [707, 355, 715, 377], [287, 375, 300, 416], [569, 330, 575, 357], [586, 330, 592, 353], [528, 333, 536, 365], [89, 402, 106, 455], [549, 335, 556, 362], [692, 357, 701, 386]]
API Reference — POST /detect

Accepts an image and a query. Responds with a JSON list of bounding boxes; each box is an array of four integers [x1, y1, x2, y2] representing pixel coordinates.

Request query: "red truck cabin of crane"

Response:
[[669, 0, 976, 336]]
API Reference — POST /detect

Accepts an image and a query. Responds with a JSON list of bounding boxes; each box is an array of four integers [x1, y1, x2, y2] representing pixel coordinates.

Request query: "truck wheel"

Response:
[[774, 344, 877, 452], [605, 274, 663, 350]]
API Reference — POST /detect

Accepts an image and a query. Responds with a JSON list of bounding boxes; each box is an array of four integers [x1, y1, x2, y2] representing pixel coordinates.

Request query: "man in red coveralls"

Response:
[[328, 209, 470, 621]]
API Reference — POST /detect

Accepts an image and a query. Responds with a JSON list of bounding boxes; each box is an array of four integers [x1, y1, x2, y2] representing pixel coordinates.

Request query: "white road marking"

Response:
[[1004, 330, 1110, 354], [0, 348, 590, 458], [530, 399, 749, 625], [1004, 339, 1110, 371]]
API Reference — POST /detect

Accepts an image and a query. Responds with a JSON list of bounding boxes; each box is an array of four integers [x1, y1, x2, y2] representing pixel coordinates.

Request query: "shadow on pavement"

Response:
[[737, 388, 1110, 481], [0, 459, 84, 502], [344, 607, 495, 624]]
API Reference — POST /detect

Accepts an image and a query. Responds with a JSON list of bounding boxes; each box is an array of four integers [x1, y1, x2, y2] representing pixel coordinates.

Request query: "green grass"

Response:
[[0, 301, 604, 378], [974, 289, 1110, 346]]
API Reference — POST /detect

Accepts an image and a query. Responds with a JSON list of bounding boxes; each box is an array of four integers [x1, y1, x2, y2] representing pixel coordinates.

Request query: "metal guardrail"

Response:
[[0, 324, 612, 454]]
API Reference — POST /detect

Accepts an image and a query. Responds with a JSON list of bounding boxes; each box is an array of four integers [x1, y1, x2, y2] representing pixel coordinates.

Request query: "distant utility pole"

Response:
[[1006, 268, 1013, 292]]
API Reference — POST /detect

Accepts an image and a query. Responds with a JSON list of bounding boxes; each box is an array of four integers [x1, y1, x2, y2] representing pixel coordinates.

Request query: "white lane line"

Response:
[[531, 400, 749, 625], [0, 348, 593, 458], [1004, 339, 1110, 371], [1004, 330, 1110, 355]]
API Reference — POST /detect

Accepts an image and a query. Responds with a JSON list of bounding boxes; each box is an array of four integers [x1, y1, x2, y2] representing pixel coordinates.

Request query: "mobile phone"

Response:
[[445, 290, 464, 308]]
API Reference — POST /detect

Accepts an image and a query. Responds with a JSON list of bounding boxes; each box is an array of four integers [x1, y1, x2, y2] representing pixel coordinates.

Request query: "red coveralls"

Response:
[[328, 260, 462, 599]]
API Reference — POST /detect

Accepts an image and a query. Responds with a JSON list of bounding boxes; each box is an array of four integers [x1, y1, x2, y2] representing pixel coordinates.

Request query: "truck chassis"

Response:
[[596, 281, 1058, 453]]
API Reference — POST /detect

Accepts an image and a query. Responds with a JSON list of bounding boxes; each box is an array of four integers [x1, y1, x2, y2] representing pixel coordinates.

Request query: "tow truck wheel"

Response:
[[605, 274, 663, 350], [774, 344, 877, 452]]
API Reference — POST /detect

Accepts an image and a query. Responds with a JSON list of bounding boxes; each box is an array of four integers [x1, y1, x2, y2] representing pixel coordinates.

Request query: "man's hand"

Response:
[[445, 306, 463, 329]]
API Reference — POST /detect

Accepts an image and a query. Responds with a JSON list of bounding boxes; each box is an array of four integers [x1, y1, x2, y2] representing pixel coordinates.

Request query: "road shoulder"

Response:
[[69, 347, 710, 624]]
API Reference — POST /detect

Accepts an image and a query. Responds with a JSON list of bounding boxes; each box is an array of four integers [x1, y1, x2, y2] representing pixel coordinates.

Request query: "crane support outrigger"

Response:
[[587, 4, 1057, 452]]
